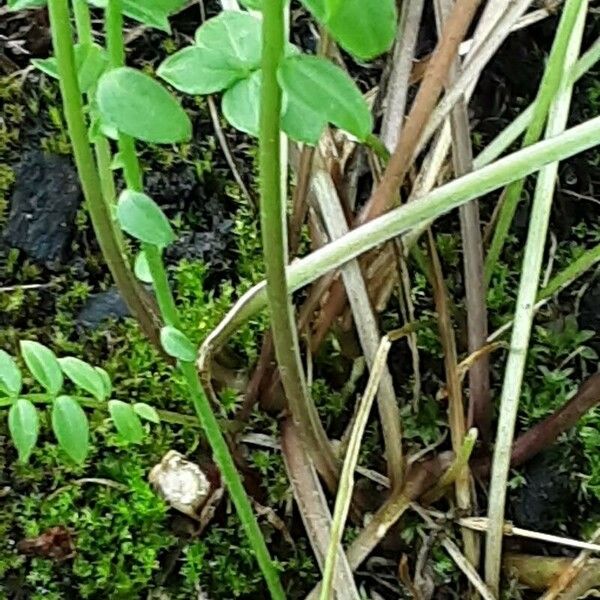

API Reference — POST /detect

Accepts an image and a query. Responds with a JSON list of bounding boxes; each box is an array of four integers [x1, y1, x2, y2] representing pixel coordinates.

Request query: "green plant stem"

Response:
[[259, 0, 339, 489], [199, 114, 600, 357], [72, 0, 93, 42], [46, 0, 160, 349], [484, 0, 587, 592], [105, 0, 143, 190], [483, 0, 584, 285], [143, 244, 286, 600], [366, 134, 391, 163]]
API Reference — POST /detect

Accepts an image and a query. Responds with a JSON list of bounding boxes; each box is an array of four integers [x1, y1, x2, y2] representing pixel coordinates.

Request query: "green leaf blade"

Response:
[[133, 402, 160, 424], [96, 67, 192, 144], [300, 0, 396, 60], [158, 46, 247, 95], [160, 326, 197, 362], [278, 55, 372, 142], [109, 400, 145, 444], [117, 190, 175, 247], [52, 396, 89, 464], [8, 399, 39, 463], [59, 357, 107, 401], [195, 11, 262, 69], [222, 70, 261, 137], [0, 350, 22, 397], [20, 341, 63, 395], [134, 251, 154, 283]]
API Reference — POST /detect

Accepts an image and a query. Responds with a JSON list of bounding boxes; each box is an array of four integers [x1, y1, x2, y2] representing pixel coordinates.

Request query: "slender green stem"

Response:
[[484, 1, 587, 592], [101, 5, 284, 594], [47, 0, 160, 348], [259, 0, 339, 489], [143, 246, 286, 600], [484, 0, 585, 285], [72, 0, 93, 42], [200, 114, 600, 357], [105, 0, 143, 190], [366, 133, 391, 163]]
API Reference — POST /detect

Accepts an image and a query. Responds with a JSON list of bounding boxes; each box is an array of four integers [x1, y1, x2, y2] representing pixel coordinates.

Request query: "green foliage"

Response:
[[52, 396, 90, 464], [278, 54, 372, 142], [59, 356, 109, 401], [96, 67, 192, 144], [0, 349, 22, 397], [33, 43, 108, 94], [134, 251, 153, 283], [116, 190, 175, 247], [8, 398, 39, 462], [160, 326, 197, 362], [109, 400, 145, 444], [20, 340, 63, 395], [300, 0, 397, 60]]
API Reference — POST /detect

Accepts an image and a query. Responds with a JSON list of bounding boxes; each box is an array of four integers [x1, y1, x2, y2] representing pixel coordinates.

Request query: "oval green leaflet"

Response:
[[33, 43, 108, 94], [278, 55, 373, 142], [96, 67, 192, 144], [20, 341, 63, 395], [8, 398, 39, 463], [87, 0, 188, 33], [109, 400, 145, 444], [52, 396, 89, 464], [134, 250, 154, 283], [117, 190, 175, 247], [133, 402, 160, 424], [0, 350, 22, 398], [300, 0, 397, 61], [95, 367, 112, 399], [160, 326, 197, 363], [59, 357, 108, 401]]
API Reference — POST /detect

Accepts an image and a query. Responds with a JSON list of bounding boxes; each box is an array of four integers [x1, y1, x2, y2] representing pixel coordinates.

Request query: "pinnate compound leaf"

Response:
[[96, 67, 192, 144], [158, 46, 248, 95], [117, 190, 175, 247], [109, 400, 144, 444], [300, 0, 396, 60], [52, 396, 89, 464], [133, 402, 160, 424], [278, 55, 372, 141], [195, 11, 262, 68], [160, 326, 197, 362], [8, 399, 39, 463], [59, 357, 107, 401], [20, 341, 63, 395], [0, 350, 22, 397]]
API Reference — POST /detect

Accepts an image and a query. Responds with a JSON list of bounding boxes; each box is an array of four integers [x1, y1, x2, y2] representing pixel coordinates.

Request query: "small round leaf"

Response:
[[195, 11, 262, 69], [300, 0, 396, 60], [52, 396, 89, 464], [160, 326, 197, 362], [20, 341, 63, 395], [158, 46, 249, 95], [109, 400, 145, 444], [117, 190, 175, 247], [96, 67, 192, 144], [222, 70, 261, 137], [278, 55, 372, 142], [8, 399, 39, 463], [0, 350, 22, 397], [133, 402, 160, 424], [59, 357, 107, 401], [134, 251, 154, 283]]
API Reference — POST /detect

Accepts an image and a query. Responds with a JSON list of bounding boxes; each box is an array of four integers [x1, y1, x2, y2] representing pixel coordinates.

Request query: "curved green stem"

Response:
[[47, 0, 160, 349], [260, 0, 339, 490]]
